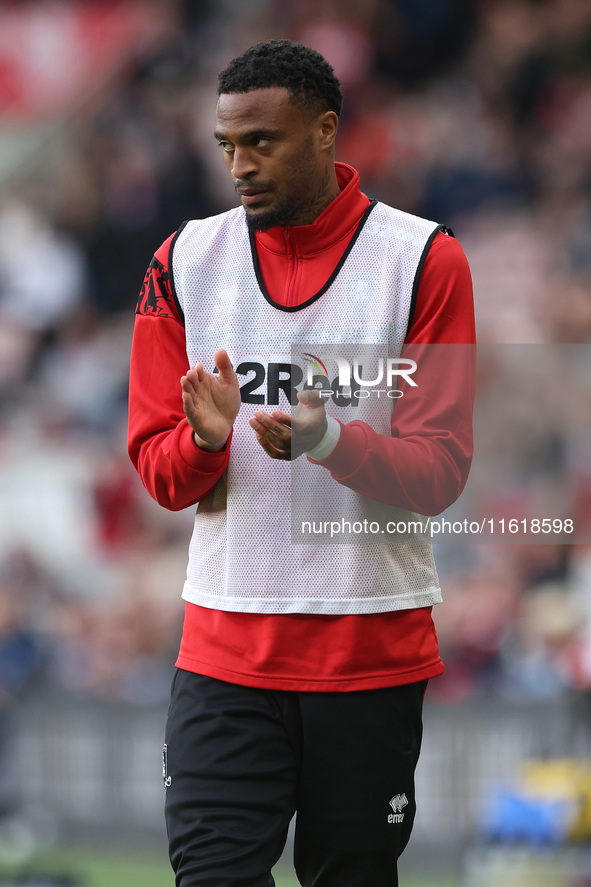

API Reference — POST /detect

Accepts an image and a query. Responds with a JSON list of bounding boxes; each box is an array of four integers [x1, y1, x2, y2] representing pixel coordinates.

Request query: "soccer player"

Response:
[[128, 39, 475, 887]]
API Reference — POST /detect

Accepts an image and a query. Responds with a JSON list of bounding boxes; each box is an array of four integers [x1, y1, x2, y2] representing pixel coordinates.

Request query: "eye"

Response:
[[254, 137, 271, 148], [218, 141, 234, 153]]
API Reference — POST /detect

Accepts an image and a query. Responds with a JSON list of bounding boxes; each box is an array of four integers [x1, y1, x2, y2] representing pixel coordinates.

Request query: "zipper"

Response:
[[283, 227, 301, 308]]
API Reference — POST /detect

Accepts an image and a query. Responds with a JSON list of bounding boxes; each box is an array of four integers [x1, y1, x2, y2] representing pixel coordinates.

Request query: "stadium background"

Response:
[[0, 1, 590, 884]]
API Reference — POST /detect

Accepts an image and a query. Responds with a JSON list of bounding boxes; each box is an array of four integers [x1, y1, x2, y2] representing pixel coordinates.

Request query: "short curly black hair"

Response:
[[217, 39, 343, 118]]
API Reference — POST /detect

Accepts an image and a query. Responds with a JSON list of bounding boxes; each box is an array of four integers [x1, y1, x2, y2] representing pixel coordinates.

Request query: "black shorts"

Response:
[[164, 670, 427, 887]]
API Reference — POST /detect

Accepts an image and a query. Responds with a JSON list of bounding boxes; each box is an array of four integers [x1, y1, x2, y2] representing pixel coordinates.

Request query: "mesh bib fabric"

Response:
[[172, 202, 443, 615]]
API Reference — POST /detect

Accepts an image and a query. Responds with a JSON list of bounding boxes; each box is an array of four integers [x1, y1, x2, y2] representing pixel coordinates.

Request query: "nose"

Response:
[[230, 146, 258, 180]]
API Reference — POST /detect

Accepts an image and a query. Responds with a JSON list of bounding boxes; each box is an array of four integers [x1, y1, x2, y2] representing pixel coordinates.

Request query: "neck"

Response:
[[255, 164, 368, 251], [289, 160, 341, 226]]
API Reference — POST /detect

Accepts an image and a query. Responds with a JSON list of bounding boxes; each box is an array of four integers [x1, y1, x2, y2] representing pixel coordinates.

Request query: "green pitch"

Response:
[[0, 845, 459, 886]]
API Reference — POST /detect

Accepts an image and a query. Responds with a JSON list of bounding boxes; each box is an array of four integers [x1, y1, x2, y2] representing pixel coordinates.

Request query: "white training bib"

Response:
[[172, 201, 444, 615]]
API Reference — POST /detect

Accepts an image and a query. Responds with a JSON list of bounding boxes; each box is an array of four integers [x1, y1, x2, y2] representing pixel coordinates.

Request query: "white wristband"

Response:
[[305, 416, 341, 461]]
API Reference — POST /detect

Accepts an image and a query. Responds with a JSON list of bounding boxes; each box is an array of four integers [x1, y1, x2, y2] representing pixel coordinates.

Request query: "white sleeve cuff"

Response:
[[305, 416, 341, 461]]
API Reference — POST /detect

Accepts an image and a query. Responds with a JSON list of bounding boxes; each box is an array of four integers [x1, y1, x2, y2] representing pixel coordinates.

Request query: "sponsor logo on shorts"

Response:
[[388, 793, 408, 823]]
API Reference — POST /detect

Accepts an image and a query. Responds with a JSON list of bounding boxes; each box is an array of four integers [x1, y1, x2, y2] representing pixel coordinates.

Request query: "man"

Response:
[[128, 39, 475, 887]]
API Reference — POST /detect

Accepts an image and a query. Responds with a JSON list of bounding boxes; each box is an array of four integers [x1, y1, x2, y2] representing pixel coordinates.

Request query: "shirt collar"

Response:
[[255, 163, 370, 256]]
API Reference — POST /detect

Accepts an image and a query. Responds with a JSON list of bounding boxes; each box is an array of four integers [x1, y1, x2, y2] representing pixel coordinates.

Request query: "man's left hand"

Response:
[[248, 389, 328, 460]]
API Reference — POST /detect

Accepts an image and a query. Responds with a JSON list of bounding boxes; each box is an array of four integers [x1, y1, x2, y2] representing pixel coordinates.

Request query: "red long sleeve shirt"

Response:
[[128, 163, 475, 691]]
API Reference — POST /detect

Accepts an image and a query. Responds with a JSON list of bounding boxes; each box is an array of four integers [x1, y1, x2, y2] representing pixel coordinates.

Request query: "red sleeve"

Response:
[[127, 233, 231, 511], [313, 231, 475, 515]]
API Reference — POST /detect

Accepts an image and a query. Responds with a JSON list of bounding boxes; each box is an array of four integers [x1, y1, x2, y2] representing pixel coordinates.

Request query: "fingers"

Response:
[[180, 355, 326, 462], [183, 354, 233, 387], [252, 431, 291, 460], [180, 364, 212, 431], [213, 348, 237, 383], [249, 394, 328, 460], [297, 388, 325, 408], [179, 358, 224, 413], [181, 362, 204, 392], [270, 410, 292, 427], [180, 372, 197, 411], [249, 412, 292, 460], [180, 365, 202, 415]]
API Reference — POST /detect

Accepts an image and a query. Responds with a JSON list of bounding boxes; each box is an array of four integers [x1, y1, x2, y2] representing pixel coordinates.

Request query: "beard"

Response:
[[243, 195, 298, 232]]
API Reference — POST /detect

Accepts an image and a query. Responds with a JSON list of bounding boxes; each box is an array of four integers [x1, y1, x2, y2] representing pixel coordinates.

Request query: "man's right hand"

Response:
[[180, 349, 241, 451]]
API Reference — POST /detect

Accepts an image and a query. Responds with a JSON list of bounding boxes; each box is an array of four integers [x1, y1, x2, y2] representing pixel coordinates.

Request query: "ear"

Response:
[[318, 111, 338, 152]]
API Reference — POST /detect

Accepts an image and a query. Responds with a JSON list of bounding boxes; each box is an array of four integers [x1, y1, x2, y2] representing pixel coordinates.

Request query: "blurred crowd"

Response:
[[0, 0, 590, 709]]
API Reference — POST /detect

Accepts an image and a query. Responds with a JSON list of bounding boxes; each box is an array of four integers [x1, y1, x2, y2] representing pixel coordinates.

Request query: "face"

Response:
[[215, 86, 338, 230]]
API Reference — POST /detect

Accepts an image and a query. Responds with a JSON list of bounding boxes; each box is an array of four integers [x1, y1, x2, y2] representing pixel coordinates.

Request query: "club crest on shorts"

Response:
[[388, 793, 408, 823]]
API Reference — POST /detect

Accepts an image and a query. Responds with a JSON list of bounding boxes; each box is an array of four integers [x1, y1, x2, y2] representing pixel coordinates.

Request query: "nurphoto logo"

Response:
[[303, 352, 417, 401]]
